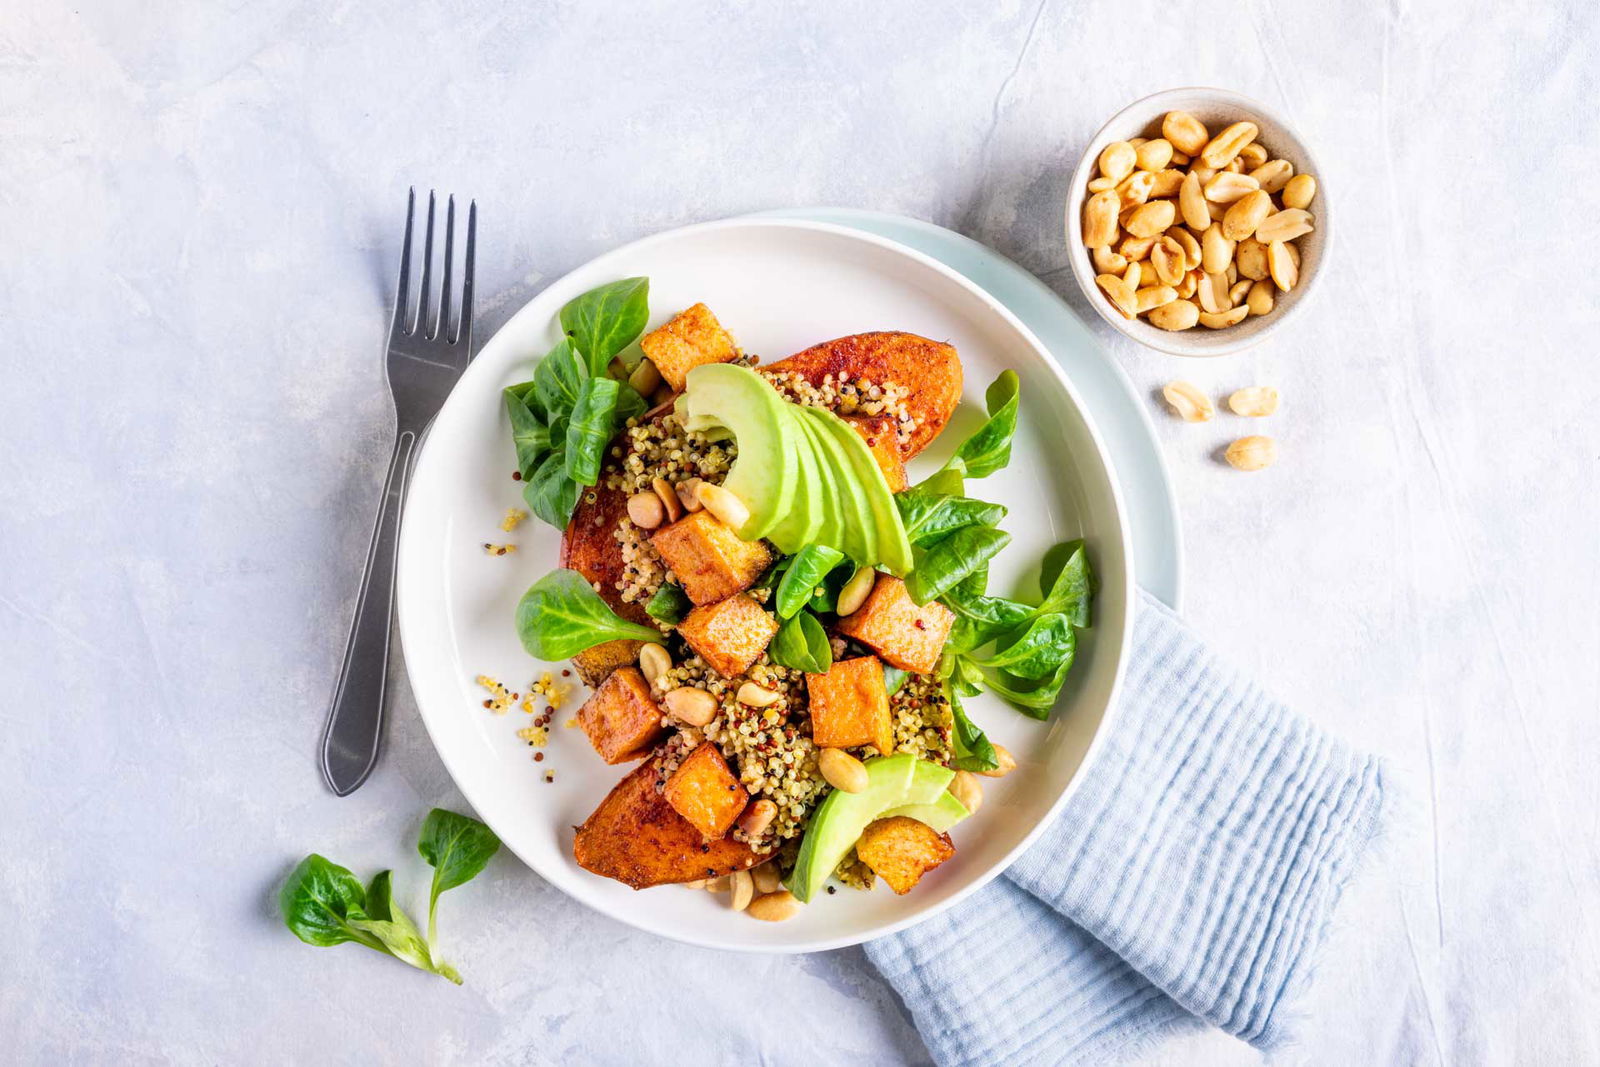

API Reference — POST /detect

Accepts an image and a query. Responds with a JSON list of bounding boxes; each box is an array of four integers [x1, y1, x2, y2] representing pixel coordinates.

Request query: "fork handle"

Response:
[[320, 428, 418, 796]]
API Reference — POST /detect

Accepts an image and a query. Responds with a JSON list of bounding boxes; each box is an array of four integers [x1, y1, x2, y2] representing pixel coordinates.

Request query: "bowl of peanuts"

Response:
[[1066, 87, 1326, 356]]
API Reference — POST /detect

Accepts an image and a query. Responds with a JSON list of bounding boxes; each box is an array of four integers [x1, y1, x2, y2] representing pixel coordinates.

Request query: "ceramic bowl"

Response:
[[1065, 87, 1329, 357]]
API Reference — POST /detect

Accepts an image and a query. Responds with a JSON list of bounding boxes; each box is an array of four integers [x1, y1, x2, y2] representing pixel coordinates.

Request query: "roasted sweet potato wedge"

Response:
[[574, 757, 763, 889], [763, 332, 962, 458], [558, 473, 651, 627], [855, 815, 955, 894]]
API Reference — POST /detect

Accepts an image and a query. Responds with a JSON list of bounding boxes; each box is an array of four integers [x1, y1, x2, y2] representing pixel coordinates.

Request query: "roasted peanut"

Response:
[[1149, 168, 1186, 198], [747, 890, 800, 922], [1199, 305, 1249, 328], [1200, 121, 1259, 168], [1228, 386, 1281, 417], [1116, 170, 1157, 209], [1238, 142, 1269, 168], [627, 490, 666, 529], [1150, 236, 1186, 286], [1170, 226, 1202, 271], [639, 643, 672, 687], [1282, 173, 1317, 210], [1268, 240, 1299, 291], [1162, 380, 1215, 422], [1162, 110, 1210, 155], [696, 482, 751, 530], [1245, 279, 1275, 315], [1125, 199, 1175, 239], [836, 565, 876, 616], [1236, 237, 1270, 281], [1203, 171, 1260, 203], [819, 747, 869, 793], [1098, 140, 1137, 182], [738, 799, 779, 838], [1179, 172, 1211, 231], [1118, 235, 1157, 260], [663, 686, 717, 727], [1196, 271, 1232, 314], [676, 477, 704, 512], [1148, 299, 1200, 331], [1092, 246, 1128, 274], [1171, 150, 1191, 166], [1228, 278, 1253, 305], [1188, 163, 1217, 185], [1225, 435, 1278, 471], [1249, 159, 1294, 194], [1201, 223, 1235, 274], [653, 476, 684, 522], [737, 682, 781, 707], [1087, 175, 1116, 194], [729, 869, 754, 912], [751, 861, 782, 894], [1134, 285, 1178, 314], [1255, 208, 1314, 244], [1095, 273, 1138, 319], [1176, 269, 1199, 300], [1135, 137, 1174, 172], [1083, 190, 1120, 248], [1122, 260, 1143, 291], [1222, 190, 1273, 241]]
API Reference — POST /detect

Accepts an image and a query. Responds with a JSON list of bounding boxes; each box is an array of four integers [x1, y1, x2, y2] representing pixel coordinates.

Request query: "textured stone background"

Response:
[[3, 1, 1597, 1063]]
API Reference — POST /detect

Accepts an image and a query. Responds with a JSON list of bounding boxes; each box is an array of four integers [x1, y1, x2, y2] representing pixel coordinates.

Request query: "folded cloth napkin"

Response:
[[866, 590, 1388, 1066]]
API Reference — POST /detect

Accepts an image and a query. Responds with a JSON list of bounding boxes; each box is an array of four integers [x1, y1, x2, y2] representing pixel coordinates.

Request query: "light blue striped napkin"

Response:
[[866, 590, 1388, 1065]]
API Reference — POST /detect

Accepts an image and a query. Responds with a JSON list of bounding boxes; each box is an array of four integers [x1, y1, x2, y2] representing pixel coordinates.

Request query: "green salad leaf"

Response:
[[564, 376, 622, 487], [533, 338, 588, 424], [417, 809, 501, 956], [905, 524, 1011, 606], [769, 608, 832, 673], [279, 834, 483, 986], [645, 581, 692, 625], [523, 451, 582, 528], [515, 569, 662, 660], [882, 665, 911, 696], [1038, 539, 1094, 629], [943, 369, 1019, 479], [560, 277, 650, 374], [947, 688, 999, 773], [896, 480, 1007, 548], [504, 388, 551, 480], [775, 545, 845, 619]]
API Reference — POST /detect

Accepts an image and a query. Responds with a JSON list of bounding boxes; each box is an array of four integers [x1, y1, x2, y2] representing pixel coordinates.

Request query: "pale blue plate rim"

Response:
[[749, 207, 1183, 610]]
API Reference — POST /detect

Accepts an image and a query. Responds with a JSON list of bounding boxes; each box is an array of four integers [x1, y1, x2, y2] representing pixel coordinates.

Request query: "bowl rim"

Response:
[[395, 215, 1138, 952], [1064, 86, 1329, 358]]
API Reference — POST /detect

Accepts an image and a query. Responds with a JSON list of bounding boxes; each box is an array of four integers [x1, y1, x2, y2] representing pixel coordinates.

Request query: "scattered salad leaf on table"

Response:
[[279, 809, 500, 985], [516, 569, 662, 660]]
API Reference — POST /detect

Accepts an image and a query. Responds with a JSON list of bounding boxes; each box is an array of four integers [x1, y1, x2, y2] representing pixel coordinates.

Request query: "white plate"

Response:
[[396, 218, 1135, 952]]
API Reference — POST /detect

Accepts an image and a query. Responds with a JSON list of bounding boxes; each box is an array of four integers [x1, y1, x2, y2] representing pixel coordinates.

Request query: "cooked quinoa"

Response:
[[760, 369, 918, 449], [613, 518, 672, 606], [607, 411, 737, 497]]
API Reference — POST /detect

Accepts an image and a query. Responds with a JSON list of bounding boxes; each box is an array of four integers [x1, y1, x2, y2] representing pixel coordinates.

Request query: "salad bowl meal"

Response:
[[396, 219, 1134, 951]]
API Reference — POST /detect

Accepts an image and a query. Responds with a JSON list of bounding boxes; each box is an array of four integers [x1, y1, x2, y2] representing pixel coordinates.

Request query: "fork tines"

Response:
[[391, 187, 475, 350]]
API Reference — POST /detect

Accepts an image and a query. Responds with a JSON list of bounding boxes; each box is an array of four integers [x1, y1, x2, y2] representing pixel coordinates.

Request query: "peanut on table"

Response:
[[1085, 111, 1317, 331]]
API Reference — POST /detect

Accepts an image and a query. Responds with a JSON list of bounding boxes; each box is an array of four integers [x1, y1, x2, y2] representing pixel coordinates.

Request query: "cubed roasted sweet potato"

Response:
[[574, 757, 762, 889], [845, 414, 908, 492], [560, 478, 652, 627], [662, 742, 749, 839], [678, 594, 779, 678], [834, 575, 954, 674], [763, 332, 962, 458], [577, 666, 667, 765], [806, 655, 894, 755], [650, 510, 773, 606], [572, 638, 646, 688], [639, 303, 740, 392], [855, 816, 955, 894]]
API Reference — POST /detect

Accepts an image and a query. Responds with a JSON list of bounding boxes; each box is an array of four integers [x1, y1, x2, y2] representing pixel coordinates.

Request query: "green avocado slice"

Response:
[[792, 408, 873, 563], [767, 405, 824, 549], [799, 404, 914, 575], [679, 364, 796, 541], [787, 754, 971, 903]]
